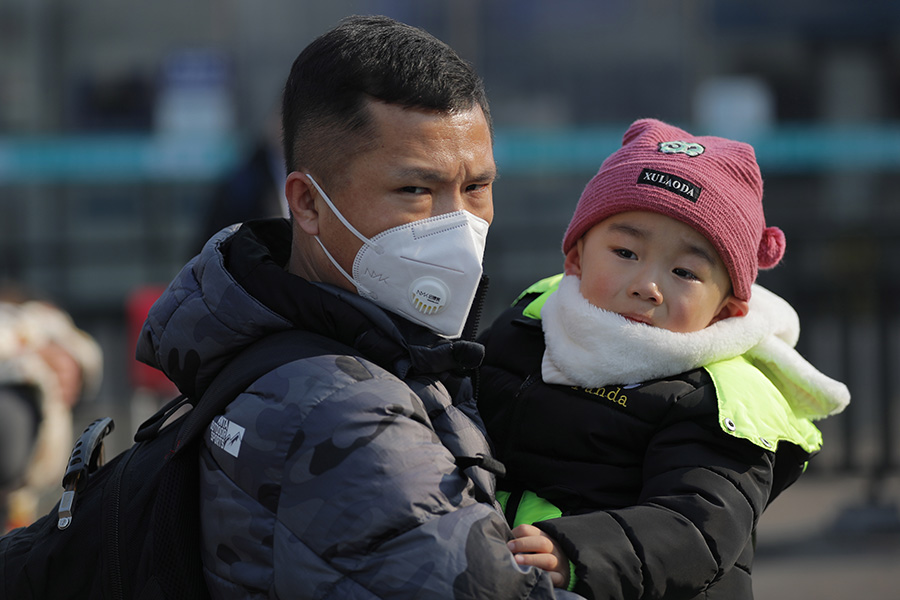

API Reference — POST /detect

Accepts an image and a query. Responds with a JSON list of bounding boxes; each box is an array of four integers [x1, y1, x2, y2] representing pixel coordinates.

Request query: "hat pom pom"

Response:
[[758, 226, 786, 269]]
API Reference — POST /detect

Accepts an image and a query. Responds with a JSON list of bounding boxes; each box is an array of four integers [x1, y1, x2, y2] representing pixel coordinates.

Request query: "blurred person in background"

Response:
[[193, 103, 287, 254], [0, 288, 103, 533]]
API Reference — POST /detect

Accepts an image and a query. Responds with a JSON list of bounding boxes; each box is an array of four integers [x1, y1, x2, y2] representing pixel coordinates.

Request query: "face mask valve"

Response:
[[410, 277, 450, 315]]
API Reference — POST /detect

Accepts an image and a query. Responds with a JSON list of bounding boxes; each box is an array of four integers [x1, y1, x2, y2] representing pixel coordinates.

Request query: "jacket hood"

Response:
[[136, 219, 484, 398]]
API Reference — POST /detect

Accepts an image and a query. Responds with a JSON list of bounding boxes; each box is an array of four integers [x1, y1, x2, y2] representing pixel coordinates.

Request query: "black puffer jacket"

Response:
[[137, 220, 584, 599], [477, 293, 814, 600]]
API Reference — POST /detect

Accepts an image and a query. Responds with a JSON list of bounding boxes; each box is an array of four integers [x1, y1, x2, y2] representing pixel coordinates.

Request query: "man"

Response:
[[137, 15, 580, 599]]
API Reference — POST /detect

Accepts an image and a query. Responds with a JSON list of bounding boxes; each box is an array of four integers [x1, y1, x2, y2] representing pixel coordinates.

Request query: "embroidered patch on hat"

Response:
[[638, 168, 702, 202], [659, 140, 705, 157]]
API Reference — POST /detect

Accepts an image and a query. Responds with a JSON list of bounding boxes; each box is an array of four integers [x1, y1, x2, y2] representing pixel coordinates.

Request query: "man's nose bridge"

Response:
[[435, 187, 467, 216], [450, 187, 468, 212]]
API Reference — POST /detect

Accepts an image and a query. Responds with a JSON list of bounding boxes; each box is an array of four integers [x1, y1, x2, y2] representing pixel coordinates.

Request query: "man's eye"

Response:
[[466, 182, 491, 193], [400, 186, 429, 195]]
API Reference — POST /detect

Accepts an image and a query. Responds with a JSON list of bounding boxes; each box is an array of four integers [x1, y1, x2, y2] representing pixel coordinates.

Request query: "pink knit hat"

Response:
[[562, 118, 785, 300]]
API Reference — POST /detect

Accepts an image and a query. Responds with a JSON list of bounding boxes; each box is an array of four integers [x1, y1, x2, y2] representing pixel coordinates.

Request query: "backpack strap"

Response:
[[172, 329, 360, 452], [106, 329, 359, 600]]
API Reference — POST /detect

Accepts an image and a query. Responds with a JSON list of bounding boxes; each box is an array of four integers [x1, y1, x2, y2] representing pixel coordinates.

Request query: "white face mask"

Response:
[[307, 174, 489, 338]]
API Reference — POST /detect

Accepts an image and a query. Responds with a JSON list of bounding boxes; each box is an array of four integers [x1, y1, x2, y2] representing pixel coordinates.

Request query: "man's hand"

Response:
[[507, 524, 571, 589]]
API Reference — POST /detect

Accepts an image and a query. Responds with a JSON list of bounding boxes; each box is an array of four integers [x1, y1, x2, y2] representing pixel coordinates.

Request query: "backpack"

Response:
[[0, 329, 350, 600]]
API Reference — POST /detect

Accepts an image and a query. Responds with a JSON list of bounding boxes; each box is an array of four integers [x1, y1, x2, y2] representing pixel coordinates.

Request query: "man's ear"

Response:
[[563, 240, 584, 277], [285, 172, 319, 235], [709, 295, 750, 326]]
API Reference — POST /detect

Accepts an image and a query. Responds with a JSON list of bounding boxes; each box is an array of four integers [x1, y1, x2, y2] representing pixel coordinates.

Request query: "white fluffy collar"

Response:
[[540, 275, 849, 419]]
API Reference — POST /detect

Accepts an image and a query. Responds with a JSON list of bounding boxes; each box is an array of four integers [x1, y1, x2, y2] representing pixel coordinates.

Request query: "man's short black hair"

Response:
[[281, 15, 492, 181]]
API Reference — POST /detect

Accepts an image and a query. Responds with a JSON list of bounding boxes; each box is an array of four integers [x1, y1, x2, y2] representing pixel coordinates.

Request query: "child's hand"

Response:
[[507, 524, 571, 589]]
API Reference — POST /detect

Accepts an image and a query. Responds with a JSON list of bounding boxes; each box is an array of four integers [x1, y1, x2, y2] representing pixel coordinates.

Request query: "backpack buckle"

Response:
[[57, 417, 115, 530]]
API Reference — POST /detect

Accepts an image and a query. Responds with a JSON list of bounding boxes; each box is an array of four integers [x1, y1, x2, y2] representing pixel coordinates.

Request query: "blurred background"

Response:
[[0, 0, 898, 595]]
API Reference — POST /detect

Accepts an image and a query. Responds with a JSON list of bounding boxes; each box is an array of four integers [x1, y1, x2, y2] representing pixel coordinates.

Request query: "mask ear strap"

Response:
[[312, 235, 374, 298], [306, 174, 383, 254]]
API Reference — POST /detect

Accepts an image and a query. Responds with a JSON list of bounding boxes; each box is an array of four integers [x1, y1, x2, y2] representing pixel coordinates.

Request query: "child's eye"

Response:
[[673, 268, 699, 281], [614, 248, 636, 260]]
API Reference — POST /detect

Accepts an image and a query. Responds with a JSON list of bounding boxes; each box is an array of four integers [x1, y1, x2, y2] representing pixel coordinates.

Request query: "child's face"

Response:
[[564, 211, 748, 333]]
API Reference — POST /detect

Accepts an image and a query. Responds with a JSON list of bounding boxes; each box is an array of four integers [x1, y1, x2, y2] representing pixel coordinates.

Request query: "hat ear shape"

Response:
[[621, 118, 660, 146], [758, 226, 786, 269]]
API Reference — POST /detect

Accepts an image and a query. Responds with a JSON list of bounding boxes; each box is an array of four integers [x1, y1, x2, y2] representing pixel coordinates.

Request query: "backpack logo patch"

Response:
[[210, 416, 245, 458]]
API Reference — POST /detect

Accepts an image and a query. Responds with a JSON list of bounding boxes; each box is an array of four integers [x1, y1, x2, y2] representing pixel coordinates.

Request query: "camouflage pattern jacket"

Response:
[[136, 219, 581, 600]]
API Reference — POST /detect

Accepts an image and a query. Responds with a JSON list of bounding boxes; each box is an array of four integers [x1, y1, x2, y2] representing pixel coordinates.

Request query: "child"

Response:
[[477, 118, 850, 599]]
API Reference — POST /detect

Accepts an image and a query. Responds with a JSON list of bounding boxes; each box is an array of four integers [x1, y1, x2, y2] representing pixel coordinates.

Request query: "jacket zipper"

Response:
[[460, 274, 489, 342], [515, 372, 539, 399], [496, 372, 540, 467]]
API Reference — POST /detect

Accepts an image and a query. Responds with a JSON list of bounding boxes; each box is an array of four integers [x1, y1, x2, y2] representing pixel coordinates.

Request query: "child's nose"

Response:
[[629, 276, 662, 304]]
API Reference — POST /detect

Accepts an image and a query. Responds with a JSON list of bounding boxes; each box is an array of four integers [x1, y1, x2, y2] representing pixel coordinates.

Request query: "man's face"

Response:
[[565, 210, 745, 333], [297, 100, 495, 291]]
